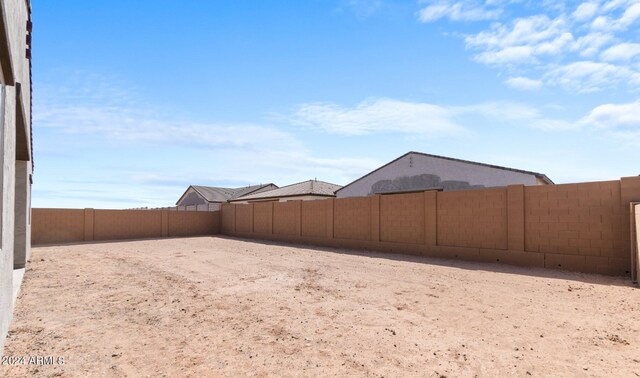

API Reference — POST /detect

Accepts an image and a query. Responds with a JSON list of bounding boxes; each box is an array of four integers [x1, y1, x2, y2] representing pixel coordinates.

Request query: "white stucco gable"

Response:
[[336, 152, 552, 198]]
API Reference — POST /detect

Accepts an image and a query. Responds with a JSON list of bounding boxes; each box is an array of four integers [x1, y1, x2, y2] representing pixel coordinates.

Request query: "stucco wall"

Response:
[[0, 0, 31, 353], [337, 153, 543, 198], [0, 81, 17, 353]]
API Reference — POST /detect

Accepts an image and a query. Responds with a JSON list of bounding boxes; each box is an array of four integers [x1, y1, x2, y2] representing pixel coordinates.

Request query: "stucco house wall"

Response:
[[0, 0, 32, 352], [337, 152, 550, 199]]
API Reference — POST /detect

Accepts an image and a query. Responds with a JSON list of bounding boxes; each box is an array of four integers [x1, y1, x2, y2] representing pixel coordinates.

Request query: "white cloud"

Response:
[[600, 42, 640, 61], [590, 2, 640, 31], [35, 73, 304, 150], [505, 76, 543, 90], [289, 98, 465, 136], [573, 2, 600, 21], [602, 0, 631, 12], [433, 0, 640, 93], [345, 0, 383, 17], [289, 97, 582, 134], [473, 45, 535, 65], [543, 61, 640, 92], [288, 97, 638, 136], [617, 2, 640, 28], [453, 101, 541, 120], [465, 15, 573, 65], [590, 15, 611, 29], [572, 32, 615, 57], [417, 0, 502, 22], [465, 15, 567, 49], [34, 72, 383, 205], [36, 101, 302, 150], [579, 101, 640, 129]]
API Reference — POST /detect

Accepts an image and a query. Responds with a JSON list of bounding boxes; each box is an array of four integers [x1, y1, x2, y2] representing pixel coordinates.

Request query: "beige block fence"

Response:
[[31, 176, 640, 278], [32, 209, 220, 245], [221, 177, 640, 277]]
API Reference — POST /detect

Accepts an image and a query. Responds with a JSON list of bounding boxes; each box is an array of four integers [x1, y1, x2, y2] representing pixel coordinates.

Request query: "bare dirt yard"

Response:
[[1, 236, 639, 377]]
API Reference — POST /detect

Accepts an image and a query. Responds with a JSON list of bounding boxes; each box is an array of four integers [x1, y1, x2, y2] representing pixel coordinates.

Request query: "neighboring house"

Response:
[[229, 180, 342, 203], [176, 184, 278, 210], [336, 151, 553, 198], [0, 0, 33, 352]]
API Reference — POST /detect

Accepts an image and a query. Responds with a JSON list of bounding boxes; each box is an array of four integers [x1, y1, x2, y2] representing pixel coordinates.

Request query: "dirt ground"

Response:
[[1, 236, 639, 377]]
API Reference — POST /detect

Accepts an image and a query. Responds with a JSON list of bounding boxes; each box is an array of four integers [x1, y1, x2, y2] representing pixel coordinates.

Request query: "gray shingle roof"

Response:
[[233, 180, 342, 201], [191, 186, 236, 202], [229, 184, 277, 199], [184, 183, 277, 203]]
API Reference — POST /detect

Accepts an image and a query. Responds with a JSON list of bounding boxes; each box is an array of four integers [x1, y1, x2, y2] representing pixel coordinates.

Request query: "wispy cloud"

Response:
[[34, 72, 381, 207], [420, 1, 640, 93], [344, 0, 384, 17], [36, 76, 301, 150], [289, 95, 640, 137], [600, 42, 640, 61], [288, 98, 466, 136], [417, 0, 503, 22], [572, 2, 600, 21], [543, 61, 640, 93], [505, 76, 543, 90], [288, 97, 585, 133]]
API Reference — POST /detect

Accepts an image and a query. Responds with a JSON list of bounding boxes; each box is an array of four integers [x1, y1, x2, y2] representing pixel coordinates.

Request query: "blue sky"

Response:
[[33, 0, 640, 208]]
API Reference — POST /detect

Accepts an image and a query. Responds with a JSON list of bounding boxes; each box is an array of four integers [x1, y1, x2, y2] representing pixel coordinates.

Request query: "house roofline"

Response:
[[235, 179, 341, 201], [229, 183, 278, 200], [335, 151, 554, 194], [175, 185, 197, 205], [229, 193, 336, 203], [176, 183, 278, 205]]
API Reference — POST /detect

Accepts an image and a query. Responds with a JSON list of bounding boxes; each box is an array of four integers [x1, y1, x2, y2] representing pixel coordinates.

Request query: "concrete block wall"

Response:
[[273, 201, 298, 236], [94, 210, 163, 241], [524, 181, 625, 274], [301, 200, 327, 238], [32, 209, 220, 245], [380, 192, 424, 244], [235, 204, 253, 233], [253, 202, 273, 234], [221, 204, 235, 233], [437, 188, 507, 250], [334, 197, 371, 241], [32, 209, 85, 244], [167, 211, 219, 237], [221, 177, 640, 277]]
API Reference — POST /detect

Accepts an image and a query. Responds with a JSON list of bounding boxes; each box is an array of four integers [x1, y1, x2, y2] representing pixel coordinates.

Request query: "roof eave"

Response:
[[538, 174, 555, 185]]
